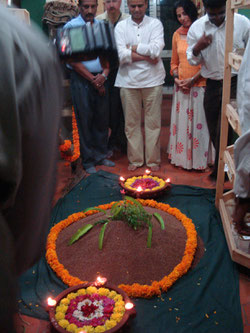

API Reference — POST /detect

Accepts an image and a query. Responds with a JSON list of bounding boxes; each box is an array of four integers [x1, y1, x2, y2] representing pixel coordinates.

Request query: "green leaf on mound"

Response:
[[154, 212, 165, 230], [68, 224, 93, 245], [99, 222, 109, 250], [94, 219, 109, 226], [147, 225, 153, 248]]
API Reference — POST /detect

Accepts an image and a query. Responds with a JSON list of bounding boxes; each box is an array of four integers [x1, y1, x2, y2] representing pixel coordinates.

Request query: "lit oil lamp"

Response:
[[120, 176, 125, 182], [95, 276, 107, 286], [145, 169, 151, 175], [125, 302, 134, 310], [165, 178, 171, 183], [47, 297, 57, 307], [136, 186, 143, 192]]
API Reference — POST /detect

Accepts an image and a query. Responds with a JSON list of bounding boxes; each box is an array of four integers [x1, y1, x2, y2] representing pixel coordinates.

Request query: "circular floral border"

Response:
[[54, 286, 125, 332], [46, 199, 197, 298], [124, 175, 166, 192]]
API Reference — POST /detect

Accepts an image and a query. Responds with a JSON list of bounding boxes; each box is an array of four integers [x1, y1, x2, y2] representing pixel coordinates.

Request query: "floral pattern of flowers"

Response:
[[193, 91, 198, 98], [176, 142, 184, 154], [124, 175, 165, 192], [173, 124, 177, 136], [46, 200, 197, 299], [55, 286, 125, 332], [193, 137, 199, 149], [196, 123, 202, 130], [188, 109, 194, 121], [176, 101, 180, 113]]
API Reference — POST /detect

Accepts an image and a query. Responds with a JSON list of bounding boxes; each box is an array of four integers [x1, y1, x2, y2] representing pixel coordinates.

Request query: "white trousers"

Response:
[[120, 86, 162, 167]]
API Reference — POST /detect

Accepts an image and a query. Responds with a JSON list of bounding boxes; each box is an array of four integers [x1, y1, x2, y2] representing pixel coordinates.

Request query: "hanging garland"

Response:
[[59, 107, 80, 162]]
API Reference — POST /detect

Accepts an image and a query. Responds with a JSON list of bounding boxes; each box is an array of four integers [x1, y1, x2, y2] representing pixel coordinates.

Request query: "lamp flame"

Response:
[[120, 176, 125, 182], [145, 169, 151, 175], [95, 276, 107, 286], [165, 178, 171, 183], [47, 297, 56, 307], [137, 186, 143, 192], [125, 302, 134, 310]]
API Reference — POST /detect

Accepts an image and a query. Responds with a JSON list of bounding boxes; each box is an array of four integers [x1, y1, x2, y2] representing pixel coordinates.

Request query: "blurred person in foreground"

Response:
[[232, 37, 250, 236], [0, 5, 63, 332], [187, 0, 250, 181], [96, 0, 129, 155], [168, 0, 214, 171], [114, 0, 165, 172], [64, 0, 115, 174]]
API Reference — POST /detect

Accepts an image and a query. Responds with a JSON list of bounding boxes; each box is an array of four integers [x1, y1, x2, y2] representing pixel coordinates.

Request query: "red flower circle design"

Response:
[[65, 294, 115, 327], [176, 101, 180, 113], [173, 124, 177, 136], [131, 178, 160, 190], [193, 137, 199, 149], [188, 109, 194, 121], [176, 142, 184, 154]]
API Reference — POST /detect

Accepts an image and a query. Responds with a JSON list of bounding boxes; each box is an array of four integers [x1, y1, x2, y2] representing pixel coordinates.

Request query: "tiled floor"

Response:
[[14, 96, 249, 332]]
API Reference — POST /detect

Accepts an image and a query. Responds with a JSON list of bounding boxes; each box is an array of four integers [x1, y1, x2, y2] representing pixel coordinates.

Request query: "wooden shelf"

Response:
[[226, 102, 242, 136], [223, 145, 235, 183], [219, 191, 250, 268], [228, 52, 243, 71], [231, 0, 250, 8]]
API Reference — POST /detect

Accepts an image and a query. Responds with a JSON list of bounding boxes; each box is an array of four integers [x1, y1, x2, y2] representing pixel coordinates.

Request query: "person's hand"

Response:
[[193, 33, 212, 56], [174, 77, 182, 87], [92, 74, 106, 89], [147, 57, 159, 65], [97, 85, 105, 96], [179, 78, 193, 91]]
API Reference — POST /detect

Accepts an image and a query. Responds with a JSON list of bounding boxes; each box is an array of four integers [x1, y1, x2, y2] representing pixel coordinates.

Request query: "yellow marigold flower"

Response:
[[86, 286, 98, 294], [60, 298, 70, 305], [76, 328, 86, 333], [83, 326, 95, 333], [94, 326, 106, 333], [105, 320, 117, 330], [115, 300, 125, 307], [108, 290, 117, 299], [67, 323, 78, 332], [113, 294, 123, 302], [111, 312, 123, 322], [58, 319, 69, 329], [56, 304, 68, 313], [113, 305, 125, 314], [55, 312, 65, 321], [67, 292, 77, 300], [77, 288, 86, 296], [97, 288, 110, 296]]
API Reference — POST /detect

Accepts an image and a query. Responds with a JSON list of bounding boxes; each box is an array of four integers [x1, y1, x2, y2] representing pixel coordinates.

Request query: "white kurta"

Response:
[[234, 37, 250, 198]]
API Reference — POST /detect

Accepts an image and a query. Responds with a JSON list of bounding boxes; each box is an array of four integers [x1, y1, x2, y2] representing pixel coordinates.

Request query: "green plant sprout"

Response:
[[68, 196, 165, 250]]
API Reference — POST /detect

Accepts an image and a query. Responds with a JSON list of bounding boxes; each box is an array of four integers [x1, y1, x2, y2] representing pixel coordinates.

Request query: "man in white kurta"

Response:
[[114, 0, 165, 171], [233, 37, 250, 235]]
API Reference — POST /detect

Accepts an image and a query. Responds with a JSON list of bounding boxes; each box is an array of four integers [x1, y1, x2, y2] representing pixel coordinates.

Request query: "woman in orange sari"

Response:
[[168, 0, 214, 170]]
